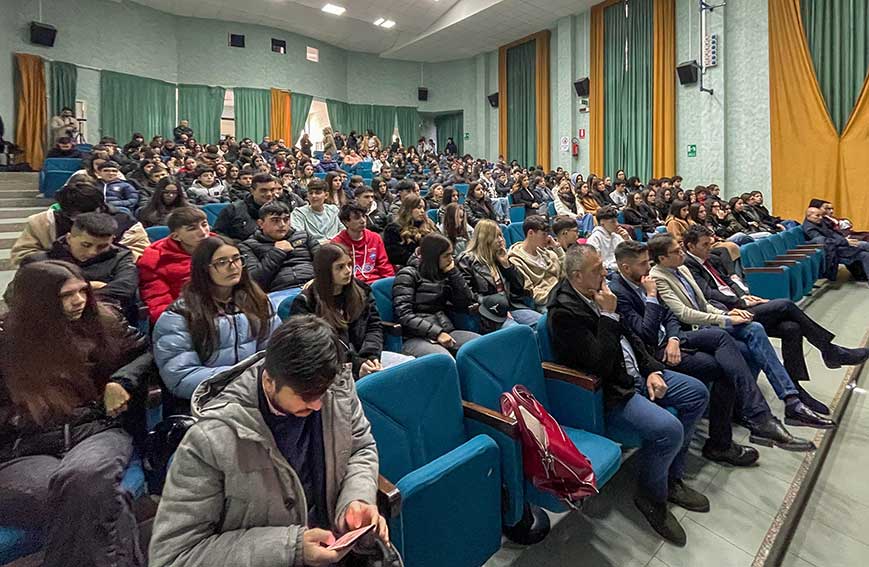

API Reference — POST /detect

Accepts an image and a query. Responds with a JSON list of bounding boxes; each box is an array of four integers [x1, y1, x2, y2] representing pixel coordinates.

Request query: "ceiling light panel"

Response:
[[321, 4, 345, 16]]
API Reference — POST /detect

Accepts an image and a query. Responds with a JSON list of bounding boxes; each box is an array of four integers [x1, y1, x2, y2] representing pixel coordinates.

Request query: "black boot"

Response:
[[667, 479, 710, 512], [822, 345, 869, 369], [634, 494, 686, 546], [748, 416, 816, 451]]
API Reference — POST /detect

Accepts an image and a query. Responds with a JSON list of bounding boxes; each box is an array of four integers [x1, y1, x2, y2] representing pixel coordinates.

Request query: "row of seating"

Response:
[[739, 226, 824, 301], [39, 157, 83, 197]]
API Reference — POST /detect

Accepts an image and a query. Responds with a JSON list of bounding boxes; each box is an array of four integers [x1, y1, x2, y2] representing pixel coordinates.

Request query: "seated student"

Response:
[[153, 236, 280, 401], [458, 219, 541, 332], [332, 203, 394, 285], [664, 200, 693, 243], [354, 185, 387, 233], [464, 181, 501, 226], [609, 179, 629, 209], [238, 202, 320, 292], [682, 224, 868, 409], [186, 166, 227, 205], [12, 180, 150, 267], [646, 234, 834, 429], [553, 179, 586, 222], [383, 193, 439, 267], [441, 202, 472, 257], [552, 215, 580, 251], [577, 180, 600, 217], [137, 162, 170, 207], [436, 187, 461, 226], [95, 160, 139, 213], [316, 151, 339, 172], [746, 191, 787, 232], [227, 166, 254, 201], [291, 244, 411, 378], [0, 261, 149, 567], [393, 233, 480, 357], [623, 191, 658, 235], [547, 244, 710, 545], [586, 206, 631, 272], [507, 215, 565, 310], [426, 183, 444, 211], [137, 176, 189, 228], [291, 179, 342, 243], [46, 136, 84, 159], [511, 174, 541, 217], [610, 240, 813, 454], [138, 206, 211, 324], [804, 206, 869, 284], [809, 198, 869, 243], [324, 171, 347, 208], [149, 315, 385, 567], [214, 172, 283, 242], [725, 196, 773, 239], [387, 179, 419, 219], [19, 212, 139, 323]]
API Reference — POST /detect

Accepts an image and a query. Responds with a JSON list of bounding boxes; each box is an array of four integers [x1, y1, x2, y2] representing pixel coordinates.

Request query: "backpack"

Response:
[[500, 385, 598, 508]]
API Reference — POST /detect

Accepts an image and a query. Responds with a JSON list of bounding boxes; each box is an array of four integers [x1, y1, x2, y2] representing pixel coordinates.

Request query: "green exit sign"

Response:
[[687, 144, 697, 158], [463, 132, 470, 140]]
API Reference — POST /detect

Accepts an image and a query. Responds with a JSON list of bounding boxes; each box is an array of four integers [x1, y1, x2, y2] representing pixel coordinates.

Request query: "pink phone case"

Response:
[[326, 523, 376, 551]]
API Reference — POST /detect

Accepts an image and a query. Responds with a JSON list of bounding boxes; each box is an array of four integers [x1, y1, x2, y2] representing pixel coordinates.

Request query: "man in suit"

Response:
[[548, 244, 709, 546], [610, 240, 813, 455], [803, 207, 869, 284], [682, 224, 868, 414], [647, 234, 834, 430]]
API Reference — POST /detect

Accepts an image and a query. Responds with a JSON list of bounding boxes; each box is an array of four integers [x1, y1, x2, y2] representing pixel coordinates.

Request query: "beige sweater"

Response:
[[507, 241, 565, 306]]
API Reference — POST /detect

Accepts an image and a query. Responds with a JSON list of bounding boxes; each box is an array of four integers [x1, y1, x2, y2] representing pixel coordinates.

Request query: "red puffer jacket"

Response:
[[137, 236, 196, 324]]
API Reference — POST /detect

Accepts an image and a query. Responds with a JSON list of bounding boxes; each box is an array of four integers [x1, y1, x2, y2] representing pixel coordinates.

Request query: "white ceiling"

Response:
[[129, 0, 595, 62]]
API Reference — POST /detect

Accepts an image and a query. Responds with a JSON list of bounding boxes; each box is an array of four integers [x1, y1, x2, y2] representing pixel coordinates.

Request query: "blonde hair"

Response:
[[464, 219, 502, 274]]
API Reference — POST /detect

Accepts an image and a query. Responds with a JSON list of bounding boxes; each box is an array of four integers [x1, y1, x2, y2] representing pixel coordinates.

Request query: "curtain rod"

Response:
[[17, 52, 101, 72]]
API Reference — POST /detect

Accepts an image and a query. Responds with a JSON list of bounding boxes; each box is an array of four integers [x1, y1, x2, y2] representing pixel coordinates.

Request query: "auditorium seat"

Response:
[[145, 225, 170, 242], [740, 242, 804, 301], [39, 157, 81, 198], [370, 277, 403, 353], [201, 203, 229, 226]]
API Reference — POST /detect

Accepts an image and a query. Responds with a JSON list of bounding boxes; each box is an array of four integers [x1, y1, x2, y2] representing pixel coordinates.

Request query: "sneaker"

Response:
[[634, 494, 687, 546], [667, 479, 710, 512]]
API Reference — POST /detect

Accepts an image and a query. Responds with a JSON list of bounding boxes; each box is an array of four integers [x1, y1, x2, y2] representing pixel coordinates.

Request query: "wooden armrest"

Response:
[[377, 475, 402, 518], [380, 321, 402, 336], [509, 203, 525, 209], [744, 266, 787, 273], [794, 243, 823, 248], [765, 260, 799, 266], [462, 400, 518, 438], [777, 253, 812, 259], [542, 362, 601, 391]]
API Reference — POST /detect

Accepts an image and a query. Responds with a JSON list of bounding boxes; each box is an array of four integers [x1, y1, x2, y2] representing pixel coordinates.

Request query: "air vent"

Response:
[[229, 34, 245, 48]]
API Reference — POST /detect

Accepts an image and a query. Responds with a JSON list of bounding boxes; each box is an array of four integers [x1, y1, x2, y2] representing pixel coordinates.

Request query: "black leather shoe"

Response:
[[794, 384, 831, 415], [749, 416, 816, 452], [702, 442, 760, 467], [668, 479, 710, 512], [634, 494, 687, 546], [822, 346, 869, 369], [503, 503, 550, 545], [785, 402, 837, 429]]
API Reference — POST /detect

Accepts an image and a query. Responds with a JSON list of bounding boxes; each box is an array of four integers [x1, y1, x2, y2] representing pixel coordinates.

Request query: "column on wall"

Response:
[[14, 54, 47, 170]]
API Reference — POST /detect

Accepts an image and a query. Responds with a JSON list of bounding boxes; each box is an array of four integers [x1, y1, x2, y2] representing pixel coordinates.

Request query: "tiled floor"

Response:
[[487, 278, 869, 567]]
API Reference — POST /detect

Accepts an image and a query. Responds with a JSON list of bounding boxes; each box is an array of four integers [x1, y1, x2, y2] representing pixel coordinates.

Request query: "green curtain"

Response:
[[603, 0, 652, 181], [372, 105, 397, 145], [290, 92, 314, 144], [100, 71, 175, 141], [326, 98, 350, 134], [506, 41, 537, 167], [50, 61, 77, 117], [234, 87, 271, 142], [396, 106, 420, 146], [434, 112, 463, 155], [801, 0, 869, 132], [178, 84, 225, 145], [347, 103, 375, 137]]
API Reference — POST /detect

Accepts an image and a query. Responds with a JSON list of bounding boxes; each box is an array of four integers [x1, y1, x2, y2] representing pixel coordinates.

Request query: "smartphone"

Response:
[[326, 523, 376, 552]]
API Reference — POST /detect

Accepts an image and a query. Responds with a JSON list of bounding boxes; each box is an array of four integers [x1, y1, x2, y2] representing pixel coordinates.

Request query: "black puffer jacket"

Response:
[[213, 194, 262, 242], [382, 223, 419, 267], [289, 281, 383, 378], [458, 254, 527, 310], [392, 264, 475, 340], [464, 197, 498, 227], [238, 228, 320, 292]]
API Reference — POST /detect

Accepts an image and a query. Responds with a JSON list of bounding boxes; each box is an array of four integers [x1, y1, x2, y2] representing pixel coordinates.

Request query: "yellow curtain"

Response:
[[15, 54, 47, 170], [270, 89, 292, 143], [768, 0, 866, 227], [535, 31, 551, 171], [589, 5, 606, 176], [652, 0, 676, 178], [498, 48, 508, 159]]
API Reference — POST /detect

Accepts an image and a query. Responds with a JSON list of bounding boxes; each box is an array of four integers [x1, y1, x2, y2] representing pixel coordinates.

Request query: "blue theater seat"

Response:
[[370, 277, 403, 353], [201, 203, 229, 227], [145, 225, 170, 242], [740, 242, 802, 300]]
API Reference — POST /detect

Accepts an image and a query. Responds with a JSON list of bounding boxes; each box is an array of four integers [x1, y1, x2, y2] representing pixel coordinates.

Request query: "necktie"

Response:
[[703, 260, 728, 286]]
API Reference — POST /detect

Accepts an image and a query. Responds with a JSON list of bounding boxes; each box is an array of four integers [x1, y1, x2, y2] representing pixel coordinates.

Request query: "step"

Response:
[[0, 219, 28, 233], [0, 197, 50, 207], [0, 232, 20, 248], [0, 207, 43, 219], [0, 188, 40, 196], [0, 249, 11, 272]]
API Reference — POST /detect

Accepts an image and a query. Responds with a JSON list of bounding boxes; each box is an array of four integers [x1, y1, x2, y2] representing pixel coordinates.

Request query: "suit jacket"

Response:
[[546, 279, 664, 407], [649, 264, 729, 329], [609, 273, 684, 347], [682, 254, 746, 310]]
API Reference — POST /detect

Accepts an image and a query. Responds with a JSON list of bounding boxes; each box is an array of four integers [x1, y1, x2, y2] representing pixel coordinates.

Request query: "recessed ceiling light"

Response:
[[381, 20, 396, 29], [322, 4, 345, 16], [373, 17, 385, 26]]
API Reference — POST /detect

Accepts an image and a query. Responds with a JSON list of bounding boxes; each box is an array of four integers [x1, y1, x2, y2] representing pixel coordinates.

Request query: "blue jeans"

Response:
[[728, 322, 798, 399], [501, 308, 543, 330], [492, 197, 510, 220], [727, 232, 754, 245], [605, 371, 709, 502]]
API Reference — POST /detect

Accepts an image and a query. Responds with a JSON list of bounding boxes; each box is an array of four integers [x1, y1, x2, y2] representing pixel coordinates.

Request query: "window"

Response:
[[306, 46, 319, 63], [271, 38, 286, 54], [297, 99, 330, 150], [229, 34, 245, 48], [220, 89, 235, 138]]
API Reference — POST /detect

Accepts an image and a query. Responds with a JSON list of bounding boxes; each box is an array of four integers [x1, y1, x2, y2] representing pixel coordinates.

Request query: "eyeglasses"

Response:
[[210, 254, 243, 270]]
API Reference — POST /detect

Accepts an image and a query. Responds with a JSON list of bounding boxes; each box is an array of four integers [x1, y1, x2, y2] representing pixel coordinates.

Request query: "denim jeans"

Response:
[[492, 197, 510, 220], [501, 308, 543, 330], [605, 370, 709, 502], [727, 232, 754, 245], [728, 321, 799, 399]]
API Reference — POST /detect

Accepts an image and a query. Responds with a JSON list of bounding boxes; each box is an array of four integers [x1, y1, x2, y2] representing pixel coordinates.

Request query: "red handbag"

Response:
[[500, 385, 598, 508]]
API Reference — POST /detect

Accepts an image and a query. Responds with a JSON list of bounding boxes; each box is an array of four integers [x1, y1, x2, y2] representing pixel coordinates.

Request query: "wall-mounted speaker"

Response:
[[676, 61, 700, 85], [30, 22, 57, 47], [418, 87, 429, 101], [573, 77, 589, 98], [228, 33, 246, 48], [487, 93, 499, 108]]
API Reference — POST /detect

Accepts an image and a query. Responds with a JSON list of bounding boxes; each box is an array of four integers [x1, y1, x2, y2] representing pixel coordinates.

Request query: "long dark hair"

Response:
[[442, 202, 468, 245], [138, 176, 188, 226], [688, 202, 707, 224], [669, 200, 690, 220], [307, 243, 365, 331], [179, 236, 272, 361], [418, 233, 452, 281], [1, 261, 130, 424]]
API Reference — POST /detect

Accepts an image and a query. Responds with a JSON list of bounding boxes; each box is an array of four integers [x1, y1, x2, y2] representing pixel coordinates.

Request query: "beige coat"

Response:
[[649, 264, 729, 329], [507, 241, 564, 306]]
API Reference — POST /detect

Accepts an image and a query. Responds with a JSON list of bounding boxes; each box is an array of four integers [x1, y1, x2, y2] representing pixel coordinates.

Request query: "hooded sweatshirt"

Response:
[[507, 241, 565, 307], [332, 228, 395, 284], [290, 203, 342, 241], [585, 225, 625, 271]]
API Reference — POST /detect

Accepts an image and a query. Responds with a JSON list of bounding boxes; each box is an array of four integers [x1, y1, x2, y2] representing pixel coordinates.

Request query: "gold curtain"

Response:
[[15, 54, 47, 170], [589, 4, 606, 176], [768, 0, 869, 227], [270, 88, 292, 143], [652, 0, 676, 177], [498, 48, 508, 159]]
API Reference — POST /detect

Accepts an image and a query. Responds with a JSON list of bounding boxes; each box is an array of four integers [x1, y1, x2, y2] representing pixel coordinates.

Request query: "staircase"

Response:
[[0, 172, 52, 295]]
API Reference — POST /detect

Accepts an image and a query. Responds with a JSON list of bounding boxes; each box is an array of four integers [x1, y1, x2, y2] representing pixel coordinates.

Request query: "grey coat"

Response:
[[148, 352, 379, 567]]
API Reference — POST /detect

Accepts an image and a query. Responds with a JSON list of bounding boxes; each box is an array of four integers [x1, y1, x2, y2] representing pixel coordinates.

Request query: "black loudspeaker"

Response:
[[487, 93, 499, 108], [30, 22, 57, 47], [418, 87, 428, 101], [676, 61, 700, 85], [573, 77, 589, 98]]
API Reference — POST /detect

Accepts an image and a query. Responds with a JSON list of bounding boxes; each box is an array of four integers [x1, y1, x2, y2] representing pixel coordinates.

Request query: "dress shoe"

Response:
[[748, 416, 816, 452], [634, 494, 687, 546], [785, 402, 837, 429], [702, 442, 760, 467], [822, 346, 869, 369], [794, 384, 831, 416], [668, 479, 710, 512]]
